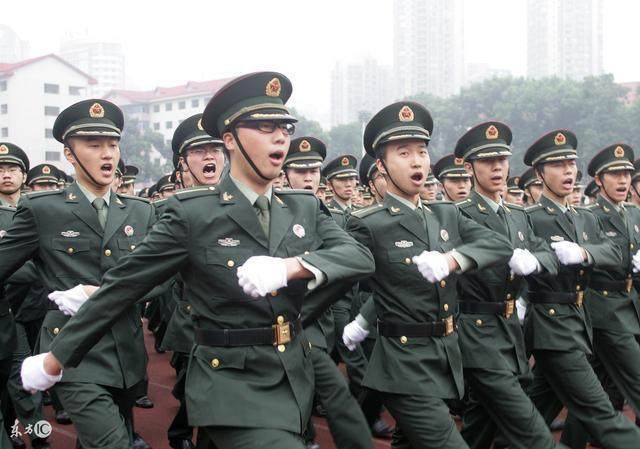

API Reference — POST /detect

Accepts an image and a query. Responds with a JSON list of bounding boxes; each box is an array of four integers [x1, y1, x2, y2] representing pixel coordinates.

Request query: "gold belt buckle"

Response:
[[273, 322, 291, 345], [626, 278, 633, 293], [576, 291, 584, 307], [504, 299, 515, 319], [443, 315, 454, 336]]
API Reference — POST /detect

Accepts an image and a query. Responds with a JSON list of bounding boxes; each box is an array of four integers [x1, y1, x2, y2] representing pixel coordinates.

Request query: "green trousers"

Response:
[[0, 357, 11, 449], [530, 349, 640, 449], [55, 381, 137, 449], [331, 301, 368, 392], [461, 368, 562, 449], [203, 426, 305, 449]]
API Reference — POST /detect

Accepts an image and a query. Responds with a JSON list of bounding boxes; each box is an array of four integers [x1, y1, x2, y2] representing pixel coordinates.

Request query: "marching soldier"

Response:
[[345, 101, 512, 448], [323, 155, 358, 212], [0, 143, 28, 208], [504, 176, 525, 205], [420, 171, 438, 202], [433, 153, 472, 202], [118, 165, 139, 196], [359, 154, 386, 204], [27, 164, 59, 191], [518, 168, 543, 205], [584, 180, 599, 204], [629, 159, 640, 206], [569, 170, 584, 206]]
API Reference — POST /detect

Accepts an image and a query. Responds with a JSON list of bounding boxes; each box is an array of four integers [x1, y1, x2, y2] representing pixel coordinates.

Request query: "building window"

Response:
[[45, 128, 54, 138], [44, 106, 59, 116], [165, 121, 172, 129], [178, 101, 186, 110], [1, 128, 7, 137], [142, 106, 149, 113], [0, 81, 6, 91], [0, 104, 6, 114], [44, 83, 59, 94], [68, 86, 82, 95], [142, 121, 150, 129], [165, 102, 172, 111], [191, 99, 199, 108], [45, 151, 60, 161], [153, 122, 160, 131], [153, 105, 160, 113]]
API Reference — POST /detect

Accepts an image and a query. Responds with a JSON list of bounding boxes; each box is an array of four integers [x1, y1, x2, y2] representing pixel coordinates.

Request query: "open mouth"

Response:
[[303, 185, 313, 190], [203, 163, 217, 177], [268, 150, 285, 165], [410, 172, 424, 185], [100, 163, 113, 176], [616, 186, 628, 194], [490, 175, 503, 183], [561, 179, 573, 189]]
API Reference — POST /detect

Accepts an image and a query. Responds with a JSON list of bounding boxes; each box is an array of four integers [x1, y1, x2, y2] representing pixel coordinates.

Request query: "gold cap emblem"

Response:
[[614, 146, 625, 158], [554, 132, 566, 146], [454, 157, 464, 166], [89, 102, 105, 118], [197, 118, 204, 131], [0, 145, 8, 155], [42, 166, 51, 174], [398, 105, 414, 122], [266, 78, 282, 97], [299, 140, 311, 152], [485, 125, 499, 140], [341, 157, 350, 167], [514, 176, 520, 185]]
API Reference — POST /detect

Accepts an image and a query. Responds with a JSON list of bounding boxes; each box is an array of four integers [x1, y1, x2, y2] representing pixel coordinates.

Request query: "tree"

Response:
[[119, 116, 173, 183]]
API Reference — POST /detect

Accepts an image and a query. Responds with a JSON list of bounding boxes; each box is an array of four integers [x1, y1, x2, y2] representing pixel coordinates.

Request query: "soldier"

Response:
[[118, 165, 139, 196], [26, 164, 60, 191], [345, 101, 512, 448], [452, 122, 564, 449], [284, 136, 374, 449], [522, 130, 640, 448], [0, 100, 158, 449], [315, 178, 328, 203], [569, 170, 584, 206], [629, 159, 640, 206], [433, 153, 472, 202], [583, 180, 599, 204], [157, 174, 177, 199], [420, 171, 438, 202], [22, 72, 374, 449], [519, 168, 543, 205], [0, 143, 28, 207], [359, 153, 387, 204], [323, 155, 358, 212], [504, 176, 525, 205]]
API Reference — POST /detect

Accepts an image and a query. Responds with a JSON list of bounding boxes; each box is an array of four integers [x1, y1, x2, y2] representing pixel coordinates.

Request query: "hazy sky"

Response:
[[3, 0, 639, 126]]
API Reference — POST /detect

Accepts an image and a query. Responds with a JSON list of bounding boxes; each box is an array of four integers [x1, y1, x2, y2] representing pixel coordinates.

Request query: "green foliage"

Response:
[[119, 116, 172, 183]]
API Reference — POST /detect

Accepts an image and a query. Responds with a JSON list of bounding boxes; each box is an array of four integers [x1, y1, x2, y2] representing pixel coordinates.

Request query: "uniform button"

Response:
[[53, 327, 60, 335], [576, 285, 581, 291], [186, 305, 191, 312], [211, 358, 220, 368], [632, 244, 636, 250], [226, 260, 235, 268], [579, 269, 585, 276], [130, 245, 136, 251], [208, 186, 215, 191], [308, 342, 312, 349], [304, 251, 310, 255], [603, 291, 608, 297], [439, 280, 446, 288], [506, 293, 512, 300], [404, 258, 411, 265], [443, 303, 449, 312], [277, 315, 285, 324], [104, 249, 112, 257], [549, 308, 556, 316], [67, 247, 74, 254], [277, 344, 286, 352], [475, 319, 482, 326], [271, 290, 278, 297], [400, 336, 408, 344]]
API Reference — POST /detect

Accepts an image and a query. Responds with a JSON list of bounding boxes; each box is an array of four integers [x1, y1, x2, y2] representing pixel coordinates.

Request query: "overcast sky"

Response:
[[3, 0, 639, 126]]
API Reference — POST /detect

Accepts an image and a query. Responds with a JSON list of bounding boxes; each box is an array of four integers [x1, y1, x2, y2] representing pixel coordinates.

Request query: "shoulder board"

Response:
[[427, 200, 454, 209], [327, 207, 344, 215], [351, 203, 384, 219], [524, 203, 544, 213], [504, 202, 524, 211], [274, 188, 314, 195], [624, 202, 640, 210], [573, 205, 589, 211], [0, 205, 14, 212], [454, 198, 473, 208], [174, 186, 218, 201], [585, 203, 599, 210], [23, 189, 63, 199], [117, 193, 150, 203]]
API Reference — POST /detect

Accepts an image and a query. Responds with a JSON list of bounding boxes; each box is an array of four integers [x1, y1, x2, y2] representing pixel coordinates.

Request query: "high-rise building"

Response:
[[331, 58, 393, 127], [393, 0, 464, 99], [527, 0, 603, 79], [0, 25, 29, 63], [60, 32, 125, 97]]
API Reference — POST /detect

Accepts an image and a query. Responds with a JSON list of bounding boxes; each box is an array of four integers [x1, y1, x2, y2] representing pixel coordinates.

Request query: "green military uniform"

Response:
[[584, 180, 599, 202], [521, 131, 640, 448], [518, 168, 543, 206], [452, 122, 563, 449], [46, 72, 375, 449], [0, 100, 157, 449], [286, 136, 373, 449], [347, 101, 512, 448]]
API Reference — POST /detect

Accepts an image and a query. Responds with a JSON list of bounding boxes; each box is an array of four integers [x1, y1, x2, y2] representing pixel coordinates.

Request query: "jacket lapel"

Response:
[[220, 178, 268, 249], [102, 192, 128, 245], [541, 196, 575, 241], [598, 196, 628, 237], [386, 196, 430, 246], [471, 191, 506, 235], [269, 194, 295, 255], [67, 183, 103, 238]]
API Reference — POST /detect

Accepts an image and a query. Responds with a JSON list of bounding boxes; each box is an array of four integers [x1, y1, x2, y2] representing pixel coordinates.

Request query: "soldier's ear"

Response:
[[222, 132, 235, 152], [375, 159, 386, 176], [594, 175, 603, 188], [63, 147, 76, 165], [464, 161, 473, 175]]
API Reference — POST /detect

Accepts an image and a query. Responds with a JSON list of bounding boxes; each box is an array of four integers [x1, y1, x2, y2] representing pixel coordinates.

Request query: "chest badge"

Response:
[[440, 229, 449, 241], [61, 230, 80, 238], [550, 235, 564, 242], [218, 237, 240, 247], [518, 231, 525, 241], [293, 224, 306, 238], [124, 225, 134, 237], [582, 231, 588, 241], [606, 231, 618, 237], [395, 240, 414, 248]]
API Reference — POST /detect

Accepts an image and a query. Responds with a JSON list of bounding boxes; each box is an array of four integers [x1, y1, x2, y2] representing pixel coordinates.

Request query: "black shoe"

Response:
[[371, 418, 394, 439], [11, 435, 25, 449], [306, 443, 321, 449], [132, 433, 152, 449], [549, 418, 565, 431], [135, 395, 154, 408], [55, 409, 72, 424], [31, 438, 51, 449], [169, 439, 195, 449]]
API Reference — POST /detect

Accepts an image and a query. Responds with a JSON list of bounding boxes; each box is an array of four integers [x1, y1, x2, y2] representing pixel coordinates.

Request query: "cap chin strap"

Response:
[[182, 156, 206, 187], [537, 168, 566, 203], [65, 145, 106, 188], [231, 127, 274, 181], [380, 159, 414, 198]]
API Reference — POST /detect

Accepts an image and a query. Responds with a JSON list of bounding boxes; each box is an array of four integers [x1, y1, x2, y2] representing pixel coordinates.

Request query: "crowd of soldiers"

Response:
[[0, 70, 640, 449]]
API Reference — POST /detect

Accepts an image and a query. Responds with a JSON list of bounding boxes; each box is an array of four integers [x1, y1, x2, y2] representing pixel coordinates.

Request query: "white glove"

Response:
[[21, 353, 62, 393], [632, 251, 640, 273], [48, 285, 89, 316], [508, 248, 540, 276], [516, 298, 527, 324], [342, 320, 370, 351], [551, 241, 585, 265], [237, 256, 288, 298], [412, 251, 450, 283]]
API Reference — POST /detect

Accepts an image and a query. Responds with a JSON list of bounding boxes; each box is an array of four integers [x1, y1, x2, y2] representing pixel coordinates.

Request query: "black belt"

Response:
[[459, 300, 516, 318], [195, 320, 300, 347], [377, 317, 455, 338], [590, 278, 633, 293], [529, 291, 584, 306]]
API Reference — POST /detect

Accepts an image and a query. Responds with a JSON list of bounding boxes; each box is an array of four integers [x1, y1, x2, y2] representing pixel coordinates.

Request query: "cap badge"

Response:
[[124, 225, 134, 237], [89, 102, 105, 118], [42, 166, 51, 175], [299, 140, 311, 152], [341, 157, 350, 167], [395, 240, 414, 248], [514, 177, 520, 185], [197, 118, 204, 131], [440, 229, 449, 241], [554, 132, 566, 146], [614, 146, 625, 158], [293, 224, 306, 238], [398, 105, 414, 122], [0, 145, 8, 155], [266, 77, 282, 97], [485, 125, 499, 140], [454, 157, 464, 166]]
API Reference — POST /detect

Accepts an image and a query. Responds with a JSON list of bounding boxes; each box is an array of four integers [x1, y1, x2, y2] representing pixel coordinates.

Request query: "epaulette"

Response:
[[504, 202, 524, 211], [624, 202, 640, 210], [0, 205, 14, 212], [174, 185, 218, 201], [327, 207, 344, 215], [275, 188, 314, 195], [524, 203, 544, 213], [351, 203, 384, 219], [585, 203, 599, 210], [454, 198, 473, 208], [23, 189, 63, 199], [117, 193, 150, 203]]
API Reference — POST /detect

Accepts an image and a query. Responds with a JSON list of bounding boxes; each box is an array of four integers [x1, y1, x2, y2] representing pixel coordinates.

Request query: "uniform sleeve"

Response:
[[50, 197, 191, 367], [0, 200, 40, 282], [525, 214, 558, 275], [582, 213, 622, 268], [454, 207, 513, 270]]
